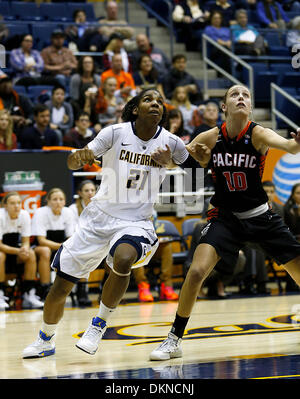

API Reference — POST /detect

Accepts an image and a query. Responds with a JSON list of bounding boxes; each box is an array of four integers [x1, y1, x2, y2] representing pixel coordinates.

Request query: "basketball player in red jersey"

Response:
[[149, 84, 300, 360]]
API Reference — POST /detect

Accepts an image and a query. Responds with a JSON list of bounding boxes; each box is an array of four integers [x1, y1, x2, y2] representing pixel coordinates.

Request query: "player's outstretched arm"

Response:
[[150, 144, 178, 169], [253, 126, 300, 154], [186, 142, 211, 168], [67, 147, 100, 170]]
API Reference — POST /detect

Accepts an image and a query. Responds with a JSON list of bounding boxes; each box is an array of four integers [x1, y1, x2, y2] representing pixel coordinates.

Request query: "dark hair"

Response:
[[165, 108, 184, 135], [262, 180, 275, 188], [172, 54, 186, 64], [137, 54, 158, 81], [76, 111, 90, 121], [76, 180, 96, 215], [52, 85, 65, 95], [73, 9, 86, 20], [33, 103, 49, 116], [210, 10, 223, 24], [121, 89, 167, 124], [284, 182, 300, 222], [77, 55, 95, 76]]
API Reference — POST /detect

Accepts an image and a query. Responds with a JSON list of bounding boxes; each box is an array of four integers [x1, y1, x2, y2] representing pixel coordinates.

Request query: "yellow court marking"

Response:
[[252, 375, 300, 379]]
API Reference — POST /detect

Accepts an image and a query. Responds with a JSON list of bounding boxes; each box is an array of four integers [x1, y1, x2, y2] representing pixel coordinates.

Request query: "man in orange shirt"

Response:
[[101, 54, 136, 100]]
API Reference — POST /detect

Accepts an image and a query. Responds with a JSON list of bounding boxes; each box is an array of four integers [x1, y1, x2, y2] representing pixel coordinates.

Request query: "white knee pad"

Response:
[[111, 267, 131, 277]]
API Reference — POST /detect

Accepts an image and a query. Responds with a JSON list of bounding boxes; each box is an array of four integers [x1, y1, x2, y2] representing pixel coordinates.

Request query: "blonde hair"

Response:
[[171, 86, 192, 110], [46, 188, 66, 202], [0, 109, 14, 149], [2, 191, 21, 206]]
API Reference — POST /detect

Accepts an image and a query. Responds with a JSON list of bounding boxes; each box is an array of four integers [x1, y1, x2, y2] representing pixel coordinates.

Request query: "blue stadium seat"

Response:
[[27, 85, 54, 102], [281, 72, 300, 88], [10, 2, 42, 21], [264, 31, 281, 46], [275, 88, 299, 129], [268, 46, 290, 56], [39, 3, 71, 22], [13, 85, 27, 96], [242, 62, 268, 85], [67, 2, 96, 21], [31, 23, 61, 50], [0, 2, 10, 17], [5, 23, 30, 36], [256, 71, 278, 103]]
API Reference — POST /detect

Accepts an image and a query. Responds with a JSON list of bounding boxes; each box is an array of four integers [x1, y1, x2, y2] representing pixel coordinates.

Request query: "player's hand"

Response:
[[72, 148, 100, 167], [187, 142, 211, 165], [151, 144, 172, 167], [290, 128, 300, 145]]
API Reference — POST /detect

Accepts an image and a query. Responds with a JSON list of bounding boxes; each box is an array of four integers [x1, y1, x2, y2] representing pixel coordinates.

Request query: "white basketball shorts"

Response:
[[51, 202, 159, 282]]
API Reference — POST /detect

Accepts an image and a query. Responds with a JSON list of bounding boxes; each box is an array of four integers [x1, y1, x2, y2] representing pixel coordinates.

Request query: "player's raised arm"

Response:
[[67, 147, 100, 170], [252, 125, 300, 154], [185, 126, 219, 167], [150, 144, 178, 169]]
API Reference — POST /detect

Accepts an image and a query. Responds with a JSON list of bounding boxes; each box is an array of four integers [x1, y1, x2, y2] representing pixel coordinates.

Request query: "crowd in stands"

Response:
[[0, 0, 300, 309]]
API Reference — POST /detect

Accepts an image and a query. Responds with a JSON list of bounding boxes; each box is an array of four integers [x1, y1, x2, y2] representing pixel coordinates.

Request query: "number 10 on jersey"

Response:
[[223, 171, 247, 191]]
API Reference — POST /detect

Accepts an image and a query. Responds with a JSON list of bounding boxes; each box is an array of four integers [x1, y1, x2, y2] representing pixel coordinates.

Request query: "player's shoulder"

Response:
[[19, 209, 31, 220], [0, 208, 5, 219]]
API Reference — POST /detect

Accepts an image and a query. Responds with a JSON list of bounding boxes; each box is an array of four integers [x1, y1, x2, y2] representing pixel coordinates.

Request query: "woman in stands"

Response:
[[31, 188, 75, 300], [0, 192, 44, 309], [0, 109, 17, 150], [133, 54, 165, 99]]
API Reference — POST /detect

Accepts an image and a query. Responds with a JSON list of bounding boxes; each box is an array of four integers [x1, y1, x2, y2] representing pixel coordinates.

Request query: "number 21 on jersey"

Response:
[[127, 168, 149, 190], [223, 171, 248, 191]]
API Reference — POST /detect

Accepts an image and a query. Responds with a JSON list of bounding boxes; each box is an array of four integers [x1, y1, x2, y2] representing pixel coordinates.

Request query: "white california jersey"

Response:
[[31, 206, 75, 238], [88, 121, 189, 221], [0, 208, 31, 240]]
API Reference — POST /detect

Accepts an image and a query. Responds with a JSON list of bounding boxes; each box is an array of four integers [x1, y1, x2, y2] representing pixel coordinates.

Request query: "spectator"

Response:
[[45, 86, 74, 144], [257, 0, 290, 29], [262, 180, 284, 218], [191, 101, 220, 135], [0, 15, 9, 46], [0, 109, 17, 150], [133, 54, 165, 98], [69, 56, 101, 121], [31, 188, 75, 301], [94, 76, 124, 127], [98, 0, 135, 51], [69, 180, 97, 307], [284, 183, 300, 240], [0, 192, 44, 309], [204, 0, 236, 26], [203, 11, 232, 73], [231, 9, 267, 56], [101, 54, 136, 101], [64, 112, 97, 149], [165, 108, 191, 144], [130, 33, 171, 80], [170, 86, 197, 135], [102, 32, 131, 73], [0, 74, 33, 136], [41, 29, 78, 89], [162, 54, 202, 105], [172, 0, 209, 50], [286, 16, 300, 50], [64, 9, 90, 51], [19, 104, 59, 149]]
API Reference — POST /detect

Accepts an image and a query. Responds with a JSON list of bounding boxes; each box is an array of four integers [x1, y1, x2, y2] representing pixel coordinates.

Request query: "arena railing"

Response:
[[270, 82, 300, 131], [202, 33, 254, 105]]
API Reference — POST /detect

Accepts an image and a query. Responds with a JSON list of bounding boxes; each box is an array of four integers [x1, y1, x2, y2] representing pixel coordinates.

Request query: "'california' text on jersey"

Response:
[[209, 121, 269, 212]]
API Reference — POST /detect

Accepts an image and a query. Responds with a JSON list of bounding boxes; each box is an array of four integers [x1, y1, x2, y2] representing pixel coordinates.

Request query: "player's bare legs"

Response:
[[177, 243, 220, 317], [101, 243, 138, 308]]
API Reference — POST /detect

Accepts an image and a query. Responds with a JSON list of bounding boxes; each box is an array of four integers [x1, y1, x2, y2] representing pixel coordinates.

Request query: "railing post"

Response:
[[271, 83, 276, 130], [202, 34, 209, 101]]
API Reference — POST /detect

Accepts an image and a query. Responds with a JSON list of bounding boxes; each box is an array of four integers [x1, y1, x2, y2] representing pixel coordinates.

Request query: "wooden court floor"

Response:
[[1, 290, 300, 381]]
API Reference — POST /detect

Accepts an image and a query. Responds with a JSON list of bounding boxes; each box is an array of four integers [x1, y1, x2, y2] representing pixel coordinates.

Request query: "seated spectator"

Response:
[[31, 188, 75, 301], [203, 11, 232, 73], [0, 74, 33, 136], [286, 16, 300, 50], [231, 9, 267, 56], [0, 192, 44, 309], [172, 0, 209, 50], [45, 86, 74, 144], [191, 101, 220, 137], [162, 54, 202, 105], [130, 33, 171, 80], [94, 76, 124, 127], [69, 180, 97, 306], [64, 9, 90, 51], [0, 110, 17, 150], [170, 86, 197, 135], [63, 112, 97, 148], [102, 32, 131, 73], [41, 29, 78, 89], [133, 54, 165, 98], [204, 0, 236, 26], [0, 15, 9, 46], [19, 104, 59, 149], [165, 107, 191, 144], [69, 56, 101, 121], [257, 0, 290, 29], [98, 0, 136, 51], [101, 54, 136, 101], [262, 180, 284, 218]]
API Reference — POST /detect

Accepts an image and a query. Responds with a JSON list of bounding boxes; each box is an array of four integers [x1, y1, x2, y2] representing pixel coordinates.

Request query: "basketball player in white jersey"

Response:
[[23, 89, 189, 358]]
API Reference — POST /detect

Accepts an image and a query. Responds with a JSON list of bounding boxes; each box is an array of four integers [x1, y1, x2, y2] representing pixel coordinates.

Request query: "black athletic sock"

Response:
[[170, 313, 190, 339], [22, 280, 36, 294]]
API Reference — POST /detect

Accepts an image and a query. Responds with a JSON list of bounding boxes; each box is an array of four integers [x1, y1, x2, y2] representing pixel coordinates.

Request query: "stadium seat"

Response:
[[31, 23, 61, 50], [256, 71, 278, 103], [13, 86, 27, 96], [0, 2, 11, 18], [27, 85, 54, 102], [181, 218, 200, 242], [280, 72, 300, 88], [264, 31, 281, 47], [242, 62, 268, 85], [39, 3, 71, 22], [5, 23, 30, 36], [10, 2, 42, 21]]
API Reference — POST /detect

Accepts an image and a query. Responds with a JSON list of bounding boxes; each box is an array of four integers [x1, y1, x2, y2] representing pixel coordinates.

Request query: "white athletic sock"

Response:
[[41, 322, 57, 338], [97, 301, 115, 323]]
